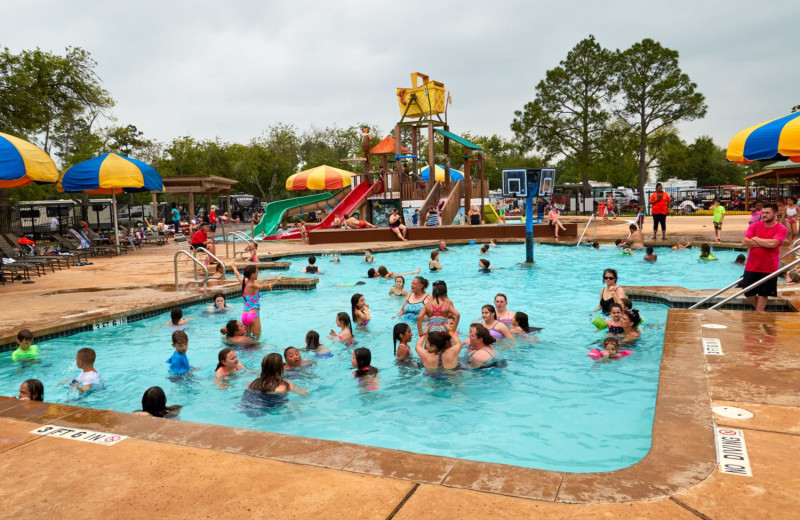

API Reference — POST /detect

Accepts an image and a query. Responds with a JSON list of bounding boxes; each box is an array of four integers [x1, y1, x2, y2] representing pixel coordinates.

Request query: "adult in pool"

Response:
[[595, 268, 626, 314], [415, 330, 462, 371], [395, 276, 429, 319], [618, 309, 642, 343], [220, 320, 258, 344], [493, 293, 515, 327], [466, 324, 498, 369], [480, 304, 512, 340]]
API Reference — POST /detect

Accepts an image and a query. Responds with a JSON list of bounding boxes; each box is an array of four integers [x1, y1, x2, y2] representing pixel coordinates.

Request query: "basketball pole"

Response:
[[525, 188, 534, 264]]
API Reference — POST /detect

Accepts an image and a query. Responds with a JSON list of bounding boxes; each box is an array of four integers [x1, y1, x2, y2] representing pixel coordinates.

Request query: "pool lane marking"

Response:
[[714, 427, 752, 476], [702, 337, 723, 355], [30, 425, 127, 446]]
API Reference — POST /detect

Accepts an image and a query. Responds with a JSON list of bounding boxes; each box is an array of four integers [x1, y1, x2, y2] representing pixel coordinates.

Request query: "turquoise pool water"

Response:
[[2, 244, 746, 472]]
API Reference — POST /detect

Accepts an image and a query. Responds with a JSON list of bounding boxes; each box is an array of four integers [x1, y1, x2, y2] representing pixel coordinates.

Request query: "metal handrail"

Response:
[[194, 247, 226, 279], [690, 242, 800, 309], [576, 213, 596, 247], [174, 250, 209, 291], [708, 256, 800, 310], [225, 231, 256, 259]]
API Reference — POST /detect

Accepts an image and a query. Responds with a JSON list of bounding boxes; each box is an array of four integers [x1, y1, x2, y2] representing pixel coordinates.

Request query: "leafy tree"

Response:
[[105, 124, 151, 157], [511, 35, 617, 194], [614, 39, 707, 205], [661, 136, 743, 186]]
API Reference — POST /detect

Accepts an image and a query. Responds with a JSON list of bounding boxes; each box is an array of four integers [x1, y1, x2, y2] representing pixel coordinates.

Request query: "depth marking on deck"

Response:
[[30, 425, 127, 446], [702, 337, 723, 355], [714, 427, 752, 476]]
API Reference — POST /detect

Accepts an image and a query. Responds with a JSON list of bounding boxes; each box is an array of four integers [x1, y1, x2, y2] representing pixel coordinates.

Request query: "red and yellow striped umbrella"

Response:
[[286, 165, 353, 191]]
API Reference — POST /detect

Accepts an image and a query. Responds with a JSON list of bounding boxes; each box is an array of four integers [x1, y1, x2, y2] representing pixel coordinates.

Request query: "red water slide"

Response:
[[262, 181, 383, 240]]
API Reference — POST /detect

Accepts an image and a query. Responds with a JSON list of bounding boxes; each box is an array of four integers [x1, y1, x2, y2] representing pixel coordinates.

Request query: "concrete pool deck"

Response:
[[1, 214, 799, 518]]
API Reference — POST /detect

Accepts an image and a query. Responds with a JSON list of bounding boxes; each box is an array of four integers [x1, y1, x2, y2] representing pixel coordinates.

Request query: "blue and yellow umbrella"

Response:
[[727, 111, 800, 164], [418, 164, 464, 182], [59, 152, 163, 255], [0, 132, 60, 188]]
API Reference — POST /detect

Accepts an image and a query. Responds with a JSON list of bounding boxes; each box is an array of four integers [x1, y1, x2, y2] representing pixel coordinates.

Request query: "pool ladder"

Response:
[[689, 239, 800, 309], [576, 213, 596, 246], [225, 231, 258, 261], [174, 250, 209, 292]]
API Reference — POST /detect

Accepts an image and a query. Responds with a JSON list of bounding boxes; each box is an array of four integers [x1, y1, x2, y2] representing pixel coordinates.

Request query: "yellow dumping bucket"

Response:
[[396, 72, 446, 118]]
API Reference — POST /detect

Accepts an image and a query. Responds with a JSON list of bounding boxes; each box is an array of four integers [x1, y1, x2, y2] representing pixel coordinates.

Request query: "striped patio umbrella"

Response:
[[418, 164, 464, 182], [286, 165, 353, 191], [59, 153, 163, 255], [0, 132, 59, 188], [727, 111, 800, 164]]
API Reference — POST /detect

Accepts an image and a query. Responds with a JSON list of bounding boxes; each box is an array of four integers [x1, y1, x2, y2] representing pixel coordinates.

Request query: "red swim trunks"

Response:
[[358, 220, 367, 229]]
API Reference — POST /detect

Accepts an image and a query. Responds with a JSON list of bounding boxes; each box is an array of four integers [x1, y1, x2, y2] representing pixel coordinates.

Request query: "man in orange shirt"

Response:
[[649, 183, 671, 240]]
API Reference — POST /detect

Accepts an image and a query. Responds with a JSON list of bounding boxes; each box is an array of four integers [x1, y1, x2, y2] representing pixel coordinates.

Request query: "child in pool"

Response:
[[207, 292, 232, 313], [734, 254, 746, 265], [214, 348, 245, 377], [480, 244, 490, 254], [304, 330, 332, 357], [11, 329, 39, 362], [588, 337, 631, 360], [643, 246, 657, 263], [18, 379, 43, 401], [447, 315, 460, 337], [393, 322, 413, 361], [363, 249, 375, 262], [429, 250, 442, 271], [672, 241, 690, 250], [603, 303, 625, 335], [166, 330, 197, 375], [478, 259, 493, 272], [389, 276, 409, 297], [329, 312, 354, 344], [70, 348, 102, 393], [163, 307, 195, 327], [351, 293, 370, 327], [699, 243, 717, 260], [284, 346, 312, 369], [244, 243, 259, 262], [352, 347, 379, 377]]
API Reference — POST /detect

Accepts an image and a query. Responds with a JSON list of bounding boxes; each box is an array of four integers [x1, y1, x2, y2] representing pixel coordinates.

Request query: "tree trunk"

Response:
[[637, 125, 648, 207]]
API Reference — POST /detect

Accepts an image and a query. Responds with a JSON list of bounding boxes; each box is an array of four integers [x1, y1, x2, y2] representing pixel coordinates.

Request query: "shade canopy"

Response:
[[727, 112, 800, 164], [418, 164, 464, 182], [286, 165, 354, 191], [369, 135, 411, 155], [0, 132, 60, 188], [59, 153, 163, 194]]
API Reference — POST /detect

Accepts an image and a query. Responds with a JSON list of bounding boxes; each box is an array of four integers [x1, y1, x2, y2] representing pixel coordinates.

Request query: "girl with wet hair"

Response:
[[510, 311, 531, 334], [417, 280, 460, 336], [18, 379, 44, 401], [304, 330, 332, 358], [329, 312, 354, 344], [134, 386, 182, 418], [248, 353, 307, 395], [215, 348, 245, 377], [351, 293, 370, 327], [481, 304, 512, 339], [393, 322, 413, 360], [351, 347, 379, 377]]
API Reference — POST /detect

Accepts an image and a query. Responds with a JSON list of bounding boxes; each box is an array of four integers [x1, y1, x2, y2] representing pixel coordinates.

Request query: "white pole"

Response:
[[112, 187, 120, 256]]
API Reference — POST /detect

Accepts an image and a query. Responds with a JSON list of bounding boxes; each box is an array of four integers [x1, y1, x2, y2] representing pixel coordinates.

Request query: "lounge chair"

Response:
[[0, 236, 56, 274], [0, 257, 35, 282], [2, 234, 71, 269], [51, 233, 93, 263]]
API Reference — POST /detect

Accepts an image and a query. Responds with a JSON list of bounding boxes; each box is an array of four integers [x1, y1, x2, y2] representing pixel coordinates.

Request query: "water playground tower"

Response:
[[391, 72, 487, 223]]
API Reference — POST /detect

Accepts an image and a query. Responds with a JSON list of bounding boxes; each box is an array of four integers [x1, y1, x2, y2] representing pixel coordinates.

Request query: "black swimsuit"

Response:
[[599, 289, 617, 314]]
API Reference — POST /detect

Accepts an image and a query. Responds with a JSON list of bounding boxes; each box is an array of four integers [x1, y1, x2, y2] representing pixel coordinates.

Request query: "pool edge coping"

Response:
[[0, 308, 719, 504]]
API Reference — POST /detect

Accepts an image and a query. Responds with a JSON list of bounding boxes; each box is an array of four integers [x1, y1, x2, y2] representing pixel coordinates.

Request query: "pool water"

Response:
[[2, 244, 745, 472]]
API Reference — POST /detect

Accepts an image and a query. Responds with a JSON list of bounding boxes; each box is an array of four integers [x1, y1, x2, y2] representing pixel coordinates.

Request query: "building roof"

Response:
[[161, 175, 238, 194], [369, 135, 410, 155], [433, 129, 483, 150]]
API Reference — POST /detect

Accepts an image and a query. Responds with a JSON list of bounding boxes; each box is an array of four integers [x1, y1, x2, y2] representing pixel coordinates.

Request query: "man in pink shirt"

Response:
[[740, 203, 787, 311]]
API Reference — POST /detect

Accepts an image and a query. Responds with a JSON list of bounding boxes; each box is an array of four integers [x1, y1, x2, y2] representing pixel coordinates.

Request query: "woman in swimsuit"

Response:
[[231, 261, 281, 339], [784, 196, 798, 244], [480, 304, 512, 340], [329, 312, 354, 344], [618, 309, 642, 343], [466, 324, 498, 368], [414, 330, 462, 371], [214, 348, 245, 377], [351, 293, 371, 327], [396, 276, 429, 319], [417, 280, 460, 336], [247, 353, 307, 396], [429, 250, 442, 271], [548, 206, 567, 238], [468, 205, 482, 226], [389, 276, 409, 297], [595, 268, 626, 314], [220, 320, 257, 345], [388, 208, 408, 241], [493, 293, 515, 327]]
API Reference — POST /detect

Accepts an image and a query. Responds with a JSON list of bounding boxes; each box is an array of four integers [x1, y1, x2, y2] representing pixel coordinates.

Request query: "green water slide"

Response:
[[252, 190, 344, 237]]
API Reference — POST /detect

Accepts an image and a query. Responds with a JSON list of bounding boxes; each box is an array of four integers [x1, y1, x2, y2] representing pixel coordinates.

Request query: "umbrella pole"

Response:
[[112, 188, 120, 256]]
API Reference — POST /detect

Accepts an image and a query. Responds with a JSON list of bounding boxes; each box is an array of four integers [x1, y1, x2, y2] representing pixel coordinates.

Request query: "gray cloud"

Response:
[[3, 0, 798, 149]]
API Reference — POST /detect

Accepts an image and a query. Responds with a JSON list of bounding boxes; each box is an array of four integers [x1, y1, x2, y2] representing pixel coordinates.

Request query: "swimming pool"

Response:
[[2, 244, 746, 472]]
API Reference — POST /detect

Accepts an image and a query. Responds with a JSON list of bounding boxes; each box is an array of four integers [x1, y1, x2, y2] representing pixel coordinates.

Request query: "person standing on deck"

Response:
[[740, 203, 787, 311], [649, 183, 671, 240]]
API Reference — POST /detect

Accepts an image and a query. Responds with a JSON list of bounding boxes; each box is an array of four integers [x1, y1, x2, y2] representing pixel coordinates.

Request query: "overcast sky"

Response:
[[2, 0, 798, 150]]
